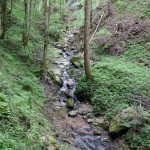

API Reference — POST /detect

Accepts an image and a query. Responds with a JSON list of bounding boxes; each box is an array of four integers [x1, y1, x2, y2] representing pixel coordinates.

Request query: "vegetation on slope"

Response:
[[0, 1, 66, 149], [0, 41, 52, 149], [76, 0, 150, 149]]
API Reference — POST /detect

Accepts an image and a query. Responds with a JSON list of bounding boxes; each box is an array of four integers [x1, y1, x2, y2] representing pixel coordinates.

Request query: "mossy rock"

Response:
[[109, 107, 138, 134], [48, 136, 57, 145], [66, 98, 74, 109], [70, 56, 84, 68]]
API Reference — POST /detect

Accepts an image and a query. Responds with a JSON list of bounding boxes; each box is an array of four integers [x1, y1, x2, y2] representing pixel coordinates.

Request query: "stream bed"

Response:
[[43, 30, 121, 150]]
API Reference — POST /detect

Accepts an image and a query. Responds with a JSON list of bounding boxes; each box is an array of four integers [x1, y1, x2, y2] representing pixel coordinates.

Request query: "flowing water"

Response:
[[44, 30, 118, 150]]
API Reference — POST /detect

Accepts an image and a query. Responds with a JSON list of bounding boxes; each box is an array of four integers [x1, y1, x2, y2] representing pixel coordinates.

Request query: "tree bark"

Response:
[[28, 0, 32, 36], [23, 0, 29, 47], [10, 0, 13, 25], [0, 0, 7, 39], [41, 0, 50, 69], [84, 0, 91, 79]]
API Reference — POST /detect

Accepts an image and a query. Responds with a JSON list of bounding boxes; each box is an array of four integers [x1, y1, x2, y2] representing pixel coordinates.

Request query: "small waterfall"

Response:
[[58, 69, 78, 104]]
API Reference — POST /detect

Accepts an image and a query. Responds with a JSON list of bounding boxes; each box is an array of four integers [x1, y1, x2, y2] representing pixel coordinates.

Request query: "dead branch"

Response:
[[90, 11, 104, 43]]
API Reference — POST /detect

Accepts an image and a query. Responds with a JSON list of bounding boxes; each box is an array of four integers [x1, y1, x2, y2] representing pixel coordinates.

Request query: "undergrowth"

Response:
[[76, 56, 150, 149], [0, 41, 52, 149]]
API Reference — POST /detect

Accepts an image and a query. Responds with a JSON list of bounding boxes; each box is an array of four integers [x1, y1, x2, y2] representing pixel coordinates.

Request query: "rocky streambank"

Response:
[[42, 29, 131, 150]]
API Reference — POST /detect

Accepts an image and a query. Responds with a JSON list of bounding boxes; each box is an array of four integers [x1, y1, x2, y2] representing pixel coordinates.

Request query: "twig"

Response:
[[90, 11, 104, 43]]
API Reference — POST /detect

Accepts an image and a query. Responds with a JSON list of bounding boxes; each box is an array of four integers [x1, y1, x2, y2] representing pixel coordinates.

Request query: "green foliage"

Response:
[[96, 28, 112, 37], [124, 123, 150, 150], [0, 41, 51, 150], [77, 56, 150, 149], [123, 42, 150, 64], [77, 57, 150, 119], [114, 0, 149, 19], [115, 0, 127, 11], [0, 101, 11, 118]]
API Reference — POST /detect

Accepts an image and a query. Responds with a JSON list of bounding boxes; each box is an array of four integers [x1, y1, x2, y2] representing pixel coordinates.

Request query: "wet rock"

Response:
[[70, 46, 76, 50], [76, 127, 92, 135], [109, 107, 138, 134], [87, 118, 94, 123], [93, 118, 105, 128], [66, 79, 75, 89], [75, 138, 89, 149], [93, 128, 102, 135], [68, 110, 77, 117], [55, 76, 62, 85], [102, 137, 111, 142], [47, 65, 62, 85], [88, 143, 96, 149], [70, 56, 84, 68], [76, 103, 93, 115], [66, 98, 74, 109]]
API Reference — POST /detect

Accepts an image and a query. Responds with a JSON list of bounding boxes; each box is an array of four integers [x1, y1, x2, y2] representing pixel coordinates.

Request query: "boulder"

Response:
[[66, 79, 75, 89], [68, 110, 77, 117], [93, 128, 102, 135], [109, 107, 138, 134], [87, 118, 94, 123], [70, 56, 84, 68], [66, 98, 74, 109], [93, 118, 105, 128], [46, 64, 62, 85]]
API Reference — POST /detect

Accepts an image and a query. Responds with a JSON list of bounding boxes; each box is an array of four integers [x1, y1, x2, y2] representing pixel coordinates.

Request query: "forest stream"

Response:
[[42, 30, 118, 150]]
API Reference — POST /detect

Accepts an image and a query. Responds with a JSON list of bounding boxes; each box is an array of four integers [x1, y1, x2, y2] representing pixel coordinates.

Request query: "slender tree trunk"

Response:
[[10, 0, 13, 25], [108, 0, 113, 17], [90, 0, 92, 29], [23, 0, 31, 48], [28, 0, 32, 36], [23, 0, 29, 47], [43, 0, 47, 14], [0, 1, 2, 30], [84, 0, 91, 79], [0, 0, 7, 39], [41, 0, 50, 69]]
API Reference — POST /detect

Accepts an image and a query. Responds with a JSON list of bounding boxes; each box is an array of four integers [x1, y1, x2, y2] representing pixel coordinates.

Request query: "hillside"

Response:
[[0, 0, 150, 150]]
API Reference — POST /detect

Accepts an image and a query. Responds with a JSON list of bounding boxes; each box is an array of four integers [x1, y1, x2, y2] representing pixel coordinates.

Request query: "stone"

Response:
[[93, 118, 105, 128], [48, 136, 57, 145], [68, 110, 77, 117], [66, 79, 75, 89], [109, 107, 138, 134], [66, 98, 74, 109], [87, 119, 93, 123], [70, 56, 84, 68], [70, 46, 76, 50], [93, 128, 102, 135], [102, 137, 110, 142]]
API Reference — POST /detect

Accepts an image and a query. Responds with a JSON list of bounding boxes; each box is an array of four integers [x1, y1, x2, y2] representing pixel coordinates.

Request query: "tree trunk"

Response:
[[43, 0, 47, 14], [23, 0, 29, 47], [41, 0, 50, 69], [0, 0, 7, 39], [108, 0, 113, 17], [28, 0, 32, 37], [84, 0, 91, 79], [10, 0, 13, 25]]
